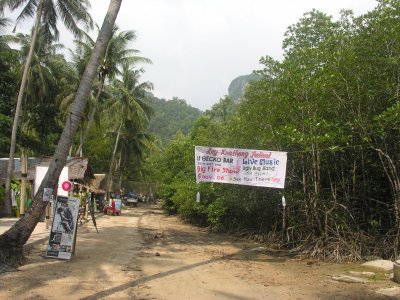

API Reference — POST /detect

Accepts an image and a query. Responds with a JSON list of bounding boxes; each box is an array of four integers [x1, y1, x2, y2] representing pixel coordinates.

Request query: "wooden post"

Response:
[[282, 196, 286, 229], [79, 125, 83, 157], [45, 202, 51, 229], [19, 152, 27, 216], [85, 190, 89, 220], [72, 225, 78, 256]]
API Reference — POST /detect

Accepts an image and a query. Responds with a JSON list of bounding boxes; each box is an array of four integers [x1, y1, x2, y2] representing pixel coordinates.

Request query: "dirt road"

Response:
[[0, 205, 398, 299]]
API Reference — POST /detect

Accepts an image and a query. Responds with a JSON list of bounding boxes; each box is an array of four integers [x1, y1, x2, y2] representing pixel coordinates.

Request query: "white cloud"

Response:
[[106, 0, 377, 110], [7, 0, 378, 111]]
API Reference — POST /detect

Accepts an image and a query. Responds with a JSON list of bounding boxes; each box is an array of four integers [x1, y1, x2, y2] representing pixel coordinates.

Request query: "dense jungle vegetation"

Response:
[[1, 1, 400, 262], [0, 15, 200, 183], [150, 2, 400, 261]]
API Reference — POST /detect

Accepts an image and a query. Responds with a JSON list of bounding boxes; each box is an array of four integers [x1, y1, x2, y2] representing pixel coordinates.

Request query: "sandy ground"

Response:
[[0, 204, 398, 300]]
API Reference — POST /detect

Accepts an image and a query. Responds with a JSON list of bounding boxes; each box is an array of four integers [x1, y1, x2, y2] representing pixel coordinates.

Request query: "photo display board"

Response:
[[46, 196, 80, 260], [195, 146, 287, 189]]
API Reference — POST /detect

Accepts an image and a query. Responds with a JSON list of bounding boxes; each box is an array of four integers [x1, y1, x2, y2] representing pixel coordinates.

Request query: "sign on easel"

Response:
[[46, 196, 80, 260]]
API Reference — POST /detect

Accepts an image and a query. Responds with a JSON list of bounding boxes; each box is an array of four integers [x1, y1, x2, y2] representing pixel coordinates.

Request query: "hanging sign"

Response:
[[195, 146, 287, 189]]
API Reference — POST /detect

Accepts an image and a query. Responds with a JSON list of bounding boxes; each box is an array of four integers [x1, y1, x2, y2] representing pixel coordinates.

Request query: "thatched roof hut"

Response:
[[91, 174, 106, 194], [0, 157, 95, 186]]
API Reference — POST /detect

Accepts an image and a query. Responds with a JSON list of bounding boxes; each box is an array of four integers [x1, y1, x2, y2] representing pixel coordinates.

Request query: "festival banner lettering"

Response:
[[195, 146, 287, 189]]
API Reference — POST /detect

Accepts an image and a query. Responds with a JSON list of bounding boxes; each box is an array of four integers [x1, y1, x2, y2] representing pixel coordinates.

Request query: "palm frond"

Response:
[[56, 0, 93, 38], [14, 0, 37, 30], [0, 14, 11, 29]]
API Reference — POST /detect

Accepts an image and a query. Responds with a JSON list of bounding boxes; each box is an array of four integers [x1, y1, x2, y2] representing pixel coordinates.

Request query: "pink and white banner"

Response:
[[195, 146, 287, 189]]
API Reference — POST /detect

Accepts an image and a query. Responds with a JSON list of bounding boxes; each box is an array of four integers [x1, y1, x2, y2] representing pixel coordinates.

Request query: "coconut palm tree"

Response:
[[10, 29, 66, 145], [56, 48, 86, 120], [104, 63, 153, 201], [115, 65, 154, 175], [75, 26, 152, 156], [0, 0, 121, 263], [0, 0, 93, 216], [0, 14, 18, 160], [0, 13, 10, 32], [118, 119, 154, 185], [57, 38, 97, 156]]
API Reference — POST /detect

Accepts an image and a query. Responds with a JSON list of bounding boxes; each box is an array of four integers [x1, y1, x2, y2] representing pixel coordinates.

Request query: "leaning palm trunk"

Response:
[[0, 0, 122, 264], [75, 78, 105, 156], [105, 123, 122, 202], [3, 1, 44, 217]]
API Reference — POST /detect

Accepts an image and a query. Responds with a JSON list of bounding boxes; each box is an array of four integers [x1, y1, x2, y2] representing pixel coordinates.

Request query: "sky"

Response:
[[9, 0, 378, 111]]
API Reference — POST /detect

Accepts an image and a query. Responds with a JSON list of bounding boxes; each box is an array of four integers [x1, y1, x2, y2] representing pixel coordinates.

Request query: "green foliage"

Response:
[[1, 0, 400, 261], [170, 179, 207, 225], [207, 197, 227, 230], [0, 46, 18, 115], [0, 43, 18, 157], [5, 29, 67, 155], [0, 0, 93, 42], [82, 123, 113, 172], [0, 114, 12, 157], [228, 74, 262, 102], [146, 95, 202, 145], [154, 3, 400, 260]]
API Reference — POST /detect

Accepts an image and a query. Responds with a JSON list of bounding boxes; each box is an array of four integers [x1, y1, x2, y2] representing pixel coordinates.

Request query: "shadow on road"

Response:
[[80, 255, 224, 300]]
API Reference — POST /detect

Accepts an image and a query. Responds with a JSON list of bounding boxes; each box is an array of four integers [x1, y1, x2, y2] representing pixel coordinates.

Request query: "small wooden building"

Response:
[[0, 157, 95, 190]]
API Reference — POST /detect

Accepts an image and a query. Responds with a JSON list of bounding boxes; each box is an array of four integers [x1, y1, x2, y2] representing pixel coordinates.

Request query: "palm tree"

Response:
[[0, 0, 93, 216], [0, 0, 121, 263], [118, 119, 154, 185], [75, 26, 152, 156], [0, 14, 18, 160], [0, 13, 10, 32], [57, 38, 97, 155], [57, 31, 101, 119], [11, 30, 65, 143], [104, 63, 153, 201], [56, 48, 86, 119]]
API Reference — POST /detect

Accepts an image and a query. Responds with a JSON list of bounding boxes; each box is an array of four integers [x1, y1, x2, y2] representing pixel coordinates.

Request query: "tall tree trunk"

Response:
[[118, 155, 123, 191], [0, 0, 122, 264], [374, 147, 400, 256], [3, 1, 44, 217], [75, 78, 105, 156], [105, 123, 122, 202], [19, 151, 27, 217]]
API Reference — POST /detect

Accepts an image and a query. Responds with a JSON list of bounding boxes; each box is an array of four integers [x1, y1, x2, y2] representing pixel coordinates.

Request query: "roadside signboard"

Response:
[[46, 196, 80, 260], [195, 146, 287, 189]]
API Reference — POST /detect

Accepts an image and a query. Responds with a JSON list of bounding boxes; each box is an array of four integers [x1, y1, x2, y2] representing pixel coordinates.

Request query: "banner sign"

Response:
[[46, 196, 80, 260], [195, 146, 287, 189]]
